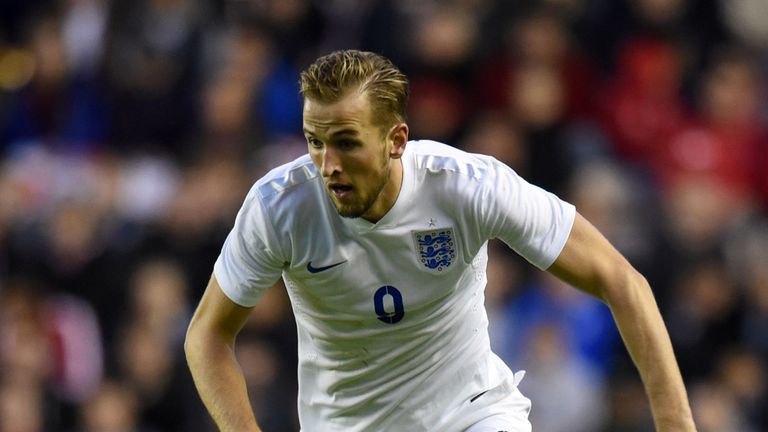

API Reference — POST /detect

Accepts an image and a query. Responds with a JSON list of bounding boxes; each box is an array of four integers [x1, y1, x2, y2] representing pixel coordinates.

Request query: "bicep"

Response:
[[547, 212, 637, 301], [188, 274, 255, 343]]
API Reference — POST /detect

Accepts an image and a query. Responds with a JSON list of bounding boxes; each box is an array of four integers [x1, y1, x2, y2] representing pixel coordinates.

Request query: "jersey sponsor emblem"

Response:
[[413, 228, 456, 272], [306, 260, 347, 273]]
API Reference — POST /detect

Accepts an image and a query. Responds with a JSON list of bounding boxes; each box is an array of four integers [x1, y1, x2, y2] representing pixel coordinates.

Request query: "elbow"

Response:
[[184, 313, 205, 362], [601, 263, 653, 309], [184, 318, 197, 361], [184, 310, 238, 364]]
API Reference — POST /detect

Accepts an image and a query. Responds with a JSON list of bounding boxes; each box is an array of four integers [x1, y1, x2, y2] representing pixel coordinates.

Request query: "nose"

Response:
[[320, 146, 341, 177]]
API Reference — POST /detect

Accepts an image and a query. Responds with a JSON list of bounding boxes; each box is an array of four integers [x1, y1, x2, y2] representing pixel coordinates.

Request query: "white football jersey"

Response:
[[214, 140, 575, 431]]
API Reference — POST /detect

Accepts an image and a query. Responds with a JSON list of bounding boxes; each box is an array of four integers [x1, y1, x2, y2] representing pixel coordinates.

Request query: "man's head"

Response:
[[300, 50, 409, 134], [300, 50, 410, 222]]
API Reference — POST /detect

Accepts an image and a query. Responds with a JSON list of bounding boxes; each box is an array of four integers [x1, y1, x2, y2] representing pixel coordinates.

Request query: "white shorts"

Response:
[[464, 371, 532, 432]]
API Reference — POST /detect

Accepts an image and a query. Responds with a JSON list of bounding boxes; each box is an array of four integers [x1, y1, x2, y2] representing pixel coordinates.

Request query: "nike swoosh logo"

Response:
[[306, 260, 347, 273], [470, 390, 489, 403]]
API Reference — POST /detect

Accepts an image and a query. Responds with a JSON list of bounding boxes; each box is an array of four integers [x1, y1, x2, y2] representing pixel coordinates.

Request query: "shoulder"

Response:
[[252, 154, 319, 201], [237, 154, 323, 228], [407, 139, 504, 183]]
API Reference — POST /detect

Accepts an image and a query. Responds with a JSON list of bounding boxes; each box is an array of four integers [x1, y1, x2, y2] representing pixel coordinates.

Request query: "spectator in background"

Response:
[[567, 160, 655, 272], [484, 241, 525, 365], [459, 112, 527, 175], [0, 281, 66, 430], [2, 9, 108, 153], [736, 224, 768, 360], [141, 155, 250, 298], [406, 4, 481, 143], [474, 5, 600, 193], [652, 47, 766, 276], [501, 271, 619, 377], [236, 332, 299, 431], [116, 322, 202, 432], [603, 375, 656, 431], [37, 199, 125, 347], [597, 37, 686, 165], [665, 258, 742, 380], [518, 322, 608, 432], [77, 380, 149, 432], [197, 25, 274, 159], [104, 0, 204, 154], [60, 0, 108, 79], [657, 47, 765, 209], [720, 0, 768, 207], [690, 381, 756, 432], [714, 348, 768, 428], [474, 6, 599, 120], [0, 375, 48, 432], [127, 258, 191, 347], [232, 0, 324, 65], [724, 220, 768, 426]]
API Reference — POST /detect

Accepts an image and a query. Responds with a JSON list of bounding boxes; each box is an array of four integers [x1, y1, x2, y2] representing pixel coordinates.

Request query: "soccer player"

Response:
[[185, 50, 696, 432]]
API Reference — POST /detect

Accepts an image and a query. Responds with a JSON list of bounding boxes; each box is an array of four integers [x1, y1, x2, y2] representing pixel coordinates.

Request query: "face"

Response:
[[303, 90, 407, 222]]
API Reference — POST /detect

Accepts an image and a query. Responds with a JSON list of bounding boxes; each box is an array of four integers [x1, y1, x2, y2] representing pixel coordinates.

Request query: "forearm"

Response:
[[548, 214, 695, 429], [185, 328, 262, 432], [606, 271, 696, 431]]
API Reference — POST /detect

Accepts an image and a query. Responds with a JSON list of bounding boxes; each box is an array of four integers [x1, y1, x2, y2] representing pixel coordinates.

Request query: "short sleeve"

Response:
[[479, 159, 576, 270], [214, 188, 285, 307]]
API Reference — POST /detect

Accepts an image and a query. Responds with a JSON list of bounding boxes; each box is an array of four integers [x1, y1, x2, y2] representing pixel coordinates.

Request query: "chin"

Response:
[[333, 202, 363, 218], [331, 192, 378, 219], [333, 199, 373, 218], [336, 206, 366, 219], [339, 212, 362, 219]]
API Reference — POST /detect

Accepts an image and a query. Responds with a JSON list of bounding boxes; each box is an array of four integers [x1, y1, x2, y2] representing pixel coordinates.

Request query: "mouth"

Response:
[[328, 183, 354, 200]]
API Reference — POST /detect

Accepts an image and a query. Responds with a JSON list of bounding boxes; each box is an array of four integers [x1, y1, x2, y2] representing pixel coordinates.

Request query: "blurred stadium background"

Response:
[[1, 0, 767, 431]]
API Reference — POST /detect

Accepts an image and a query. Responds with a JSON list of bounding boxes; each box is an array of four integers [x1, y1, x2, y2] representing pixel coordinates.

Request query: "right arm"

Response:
[[185, 274, 261, 432]]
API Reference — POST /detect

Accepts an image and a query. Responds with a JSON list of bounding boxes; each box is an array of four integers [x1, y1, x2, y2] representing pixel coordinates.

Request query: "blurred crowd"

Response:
[[1, 0, 767, 431]]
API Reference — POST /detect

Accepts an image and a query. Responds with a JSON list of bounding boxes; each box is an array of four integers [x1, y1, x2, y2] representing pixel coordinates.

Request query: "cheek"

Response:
[[340, 153, 368, 173], [355, 160, 384, 180], [308, 150, 322, 168]]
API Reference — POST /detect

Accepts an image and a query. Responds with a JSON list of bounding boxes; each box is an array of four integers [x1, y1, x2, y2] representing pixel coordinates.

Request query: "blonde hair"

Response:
[[299, 50, 409, 130]]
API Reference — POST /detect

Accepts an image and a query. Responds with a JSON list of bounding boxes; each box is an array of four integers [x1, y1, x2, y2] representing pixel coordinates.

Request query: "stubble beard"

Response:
[[334, 160, 391, 219]]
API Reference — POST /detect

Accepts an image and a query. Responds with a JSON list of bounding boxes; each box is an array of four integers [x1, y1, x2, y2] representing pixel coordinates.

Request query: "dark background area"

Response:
[[1, 0, 767, 431]]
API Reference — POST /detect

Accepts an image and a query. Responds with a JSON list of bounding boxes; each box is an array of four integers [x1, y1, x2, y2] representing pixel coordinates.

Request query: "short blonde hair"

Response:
[[299, 50, 409, 130]]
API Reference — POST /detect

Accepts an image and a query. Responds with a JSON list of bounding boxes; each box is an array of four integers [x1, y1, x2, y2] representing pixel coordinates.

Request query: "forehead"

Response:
[[302, 91, 374, 135]]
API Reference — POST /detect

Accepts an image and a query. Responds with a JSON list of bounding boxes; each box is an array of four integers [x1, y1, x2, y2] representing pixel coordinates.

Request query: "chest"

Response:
[[282, 214, 482, 324]]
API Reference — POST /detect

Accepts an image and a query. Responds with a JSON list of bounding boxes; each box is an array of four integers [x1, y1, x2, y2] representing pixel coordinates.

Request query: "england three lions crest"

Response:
[[413, 228, 457, 273]]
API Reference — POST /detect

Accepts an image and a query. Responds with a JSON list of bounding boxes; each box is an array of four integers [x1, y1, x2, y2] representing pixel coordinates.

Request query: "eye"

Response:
[[306, 137, 323, 149], [337, 139, 359, 150]]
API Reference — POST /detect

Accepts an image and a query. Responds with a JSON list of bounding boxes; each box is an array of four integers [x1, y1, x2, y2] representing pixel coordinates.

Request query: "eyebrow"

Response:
[[303, 128, 360, 137], [330, 129, 360, 137]]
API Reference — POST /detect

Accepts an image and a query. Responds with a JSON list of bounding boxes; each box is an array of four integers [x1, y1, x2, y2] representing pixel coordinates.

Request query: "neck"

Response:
[[362, 158, 403, 223]]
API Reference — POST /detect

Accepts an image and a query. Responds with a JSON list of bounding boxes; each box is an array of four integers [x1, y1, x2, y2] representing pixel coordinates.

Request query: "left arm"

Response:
[[547, 212, 696, 432]]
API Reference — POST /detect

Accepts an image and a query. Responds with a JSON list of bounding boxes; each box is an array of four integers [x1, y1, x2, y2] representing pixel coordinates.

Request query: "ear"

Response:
[[388, 123, 409, 159]]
